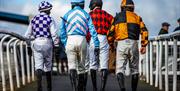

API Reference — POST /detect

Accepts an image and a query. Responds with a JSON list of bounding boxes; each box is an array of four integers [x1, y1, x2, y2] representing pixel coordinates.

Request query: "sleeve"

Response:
[[107, 18, 115, 47], [87, 15, 100, 48], [24, 22, 33, 39], [59, 16, 67, 47], [50, 18, 59, 46], [140, 17, 149, 47]]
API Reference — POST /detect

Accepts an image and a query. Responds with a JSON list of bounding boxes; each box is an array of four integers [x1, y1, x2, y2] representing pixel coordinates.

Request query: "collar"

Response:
[[74, 6, 81, 9], [40, 12, 48, 15], [93, 7, 101, 11], [161, 28, 168, 31]]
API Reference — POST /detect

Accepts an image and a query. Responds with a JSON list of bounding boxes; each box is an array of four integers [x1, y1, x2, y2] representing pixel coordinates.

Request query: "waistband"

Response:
[[117, 39, 138, 43], [68, 35, 86, 38]]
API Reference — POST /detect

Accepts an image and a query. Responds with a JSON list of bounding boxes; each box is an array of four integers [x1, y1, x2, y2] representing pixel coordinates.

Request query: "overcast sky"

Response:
[[0, 0, 179, 36]]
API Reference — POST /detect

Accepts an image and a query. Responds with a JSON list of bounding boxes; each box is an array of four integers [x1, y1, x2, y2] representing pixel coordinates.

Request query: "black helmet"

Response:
[[89, 0, 103, 10], [121, 0, 134, 12]]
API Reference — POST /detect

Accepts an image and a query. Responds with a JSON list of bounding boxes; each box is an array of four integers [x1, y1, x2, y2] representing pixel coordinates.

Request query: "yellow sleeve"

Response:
[[140, 17, 149, 47], [107, 19, 115, 47]]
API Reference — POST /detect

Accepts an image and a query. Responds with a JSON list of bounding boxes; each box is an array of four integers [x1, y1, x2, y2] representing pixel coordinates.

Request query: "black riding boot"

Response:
[[77, 74, 84, 91], [100, 69, 108, 91], [36, 69, 43, 91], [46, 71, 52, 91], [90, 69, 97, 91], [131, 74, 139, 91], [117, 73, 126, 91], [83, 72, 88, 91], [70, 70, 77, 91]]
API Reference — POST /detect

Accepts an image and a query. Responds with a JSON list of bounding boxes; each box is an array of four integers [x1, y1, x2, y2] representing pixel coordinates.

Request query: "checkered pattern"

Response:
[[39, 1, 52, 11], [107, 11, 149, 47], [31, 13, 52, 38], [89, 8, 113, 35]]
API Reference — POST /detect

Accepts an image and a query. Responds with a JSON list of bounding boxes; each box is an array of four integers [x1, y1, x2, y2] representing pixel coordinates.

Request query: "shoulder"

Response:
[[63, 9, 74, 18], [104, 10, 113, 19], [79, 8, 90, 17], [174, 26, 180, 31]]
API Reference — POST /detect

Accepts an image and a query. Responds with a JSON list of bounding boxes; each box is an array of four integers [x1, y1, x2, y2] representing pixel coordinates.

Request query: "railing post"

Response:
[[159, 40, 163, 90], [155, 41, 159, 87], [173, 37, 177, 91], [13, 40, 21, 88], [143, 54, 146, 80], [164, 39, 169, 91], [20, 41, 26, 85], [25, 44, 31, 83], [139, 52, 142, 77], [0, 35, 10, 91], [31, 55, 35, 81], [7, 38, 17, 91], [149, 41, 153, 85], [146, 44, 149, 83]]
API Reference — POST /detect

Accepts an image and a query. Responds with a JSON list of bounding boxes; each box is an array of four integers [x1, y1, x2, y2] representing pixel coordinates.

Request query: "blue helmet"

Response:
[[71, 0, 84, 3], [71, 0, 85, 5], [39, 1, 53, 12]]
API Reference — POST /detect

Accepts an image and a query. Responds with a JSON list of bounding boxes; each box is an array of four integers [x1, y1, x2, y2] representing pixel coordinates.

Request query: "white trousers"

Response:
[[65, 35, 87, 74], [32, 37, 53, 72], [89, 34, 109, 70], [116, 39, 139, 75]]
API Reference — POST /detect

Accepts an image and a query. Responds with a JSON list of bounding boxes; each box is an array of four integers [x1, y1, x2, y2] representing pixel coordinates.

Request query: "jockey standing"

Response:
[[88, 0, 113, 91], [59, 0, 100, 91], [107, 0, 149, 91], [25, 1, 59, 91]]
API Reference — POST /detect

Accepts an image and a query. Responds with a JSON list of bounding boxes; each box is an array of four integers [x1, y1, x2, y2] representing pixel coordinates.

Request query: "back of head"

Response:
[[162, 22, 170, 27], [89, 0, 103, 10], [121, 0, 134, 12], [38, 1, 53, 14], [71, 0, 85, 9]]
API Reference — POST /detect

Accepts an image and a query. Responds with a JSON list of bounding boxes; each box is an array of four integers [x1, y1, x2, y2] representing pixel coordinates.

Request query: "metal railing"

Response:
[[0, 30, 35, 91], [140, 31, 180, 91]]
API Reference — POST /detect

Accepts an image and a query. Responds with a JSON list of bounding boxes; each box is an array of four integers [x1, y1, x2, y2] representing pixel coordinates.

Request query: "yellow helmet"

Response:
[[121, 0, 134, 8]]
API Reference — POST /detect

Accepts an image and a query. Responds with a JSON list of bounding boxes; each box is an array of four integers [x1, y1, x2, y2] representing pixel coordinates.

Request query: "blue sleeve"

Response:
[[59, 16, 67, 47], [87, 15, 99, 48]]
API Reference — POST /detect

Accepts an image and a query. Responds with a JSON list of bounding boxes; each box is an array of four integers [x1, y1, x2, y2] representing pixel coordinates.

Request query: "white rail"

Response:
[[140, 31, 180, 91], [0, 31, 35, 91]]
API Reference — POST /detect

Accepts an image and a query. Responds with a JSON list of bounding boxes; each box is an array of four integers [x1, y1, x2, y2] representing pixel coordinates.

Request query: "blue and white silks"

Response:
[[59, 6, 99, 48]]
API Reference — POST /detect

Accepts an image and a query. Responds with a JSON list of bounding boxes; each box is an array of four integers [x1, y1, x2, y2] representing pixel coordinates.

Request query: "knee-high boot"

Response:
[[117, 73, 126, 91], [46, 71, 52, 91], [83, 72, 88, 91], [100, 69, 108, 91], [70, 70, 77, 91], [36, 69, 43, 91], [131, 74, 139, 91], [90, 69, 97, 91], [77, 74, 84, 91]]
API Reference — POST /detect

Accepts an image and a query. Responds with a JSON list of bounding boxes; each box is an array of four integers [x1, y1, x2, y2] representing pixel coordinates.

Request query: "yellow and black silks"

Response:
[[107, 10, 149, 47]]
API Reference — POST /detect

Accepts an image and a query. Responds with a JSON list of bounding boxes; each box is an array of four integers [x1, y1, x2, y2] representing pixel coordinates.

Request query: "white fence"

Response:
[[0, 30, 35, 91], [140, 31, 180, 91]]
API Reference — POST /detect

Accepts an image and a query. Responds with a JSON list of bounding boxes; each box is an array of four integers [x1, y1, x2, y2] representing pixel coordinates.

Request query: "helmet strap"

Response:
[[121, 6, 134, 12]]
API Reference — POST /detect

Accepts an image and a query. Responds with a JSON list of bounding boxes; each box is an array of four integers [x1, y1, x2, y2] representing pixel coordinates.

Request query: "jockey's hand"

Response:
[[94, 47, 100, 65], [110, 45, 115, 52], [140, 47, 146, 54], [27, 46, 32, 56]]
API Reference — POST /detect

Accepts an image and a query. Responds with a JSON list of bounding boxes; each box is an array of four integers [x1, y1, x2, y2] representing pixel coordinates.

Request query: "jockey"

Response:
[[59, 0, 100, 91], [25, 1, 59, 91]]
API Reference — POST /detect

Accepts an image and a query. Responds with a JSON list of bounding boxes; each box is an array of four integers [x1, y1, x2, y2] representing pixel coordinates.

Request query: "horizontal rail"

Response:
[[149, 31, 180, 41], [0, 31, 35, 91], [140, 32, 180, 91]]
